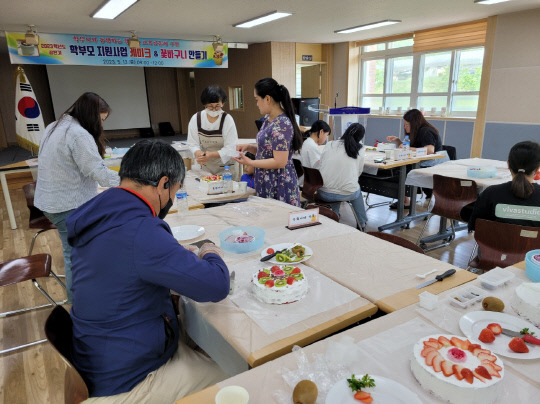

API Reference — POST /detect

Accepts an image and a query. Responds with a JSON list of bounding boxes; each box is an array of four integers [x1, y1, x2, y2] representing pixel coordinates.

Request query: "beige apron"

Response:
[[196, 111, 237, 177]]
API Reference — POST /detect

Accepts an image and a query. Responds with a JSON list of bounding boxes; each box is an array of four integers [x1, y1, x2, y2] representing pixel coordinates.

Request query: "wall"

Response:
[[145, 67, 181, 134], [332, 42, 348, 109], [480, 8, 540, 159]]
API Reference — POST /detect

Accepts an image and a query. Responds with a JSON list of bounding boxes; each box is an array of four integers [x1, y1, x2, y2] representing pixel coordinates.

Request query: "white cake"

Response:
[[410, 334, 504, 404], [512, 282, 540, 327], [251, 265, 308, 305]]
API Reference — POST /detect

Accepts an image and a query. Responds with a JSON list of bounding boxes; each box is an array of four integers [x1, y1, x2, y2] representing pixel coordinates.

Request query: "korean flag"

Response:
[[15, 66, 44, 153]]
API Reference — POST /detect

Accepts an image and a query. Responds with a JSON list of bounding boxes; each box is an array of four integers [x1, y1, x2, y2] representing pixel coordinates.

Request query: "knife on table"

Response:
[[501, 329, 540, 345], [416, 269, 456, 289], [260, 248, 287, 262], [229, 271, 235, 295]]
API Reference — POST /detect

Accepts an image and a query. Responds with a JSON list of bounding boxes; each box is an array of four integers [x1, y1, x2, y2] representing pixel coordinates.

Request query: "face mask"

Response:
[[157, 191, 173, 219], [206, 109, 223, 118]]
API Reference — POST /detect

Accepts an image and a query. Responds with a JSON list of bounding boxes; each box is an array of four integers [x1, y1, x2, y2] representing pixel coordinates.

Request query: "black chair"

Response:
[[442, 145, 457, 160], [158, 122, 175, 136], [22, 182, 58, 255]]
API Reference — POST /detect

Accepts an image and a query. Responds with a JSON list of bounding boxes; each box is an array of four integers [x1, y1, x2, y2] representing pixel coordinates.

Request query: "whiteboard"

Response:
[[46, 65, 151, 130]]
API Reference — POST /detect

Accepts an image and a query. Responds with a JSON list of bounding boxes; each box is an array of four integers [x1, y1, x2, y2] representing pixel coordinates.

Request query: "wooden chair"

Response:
[[22, 182, 57, 255], [417, 175, 478, 251], [468, 219, 540, 272], [45, 306, 89, 404], [305, 203, 339, 222], [0, 254, 66, 354], [367, 232, 425, 254]]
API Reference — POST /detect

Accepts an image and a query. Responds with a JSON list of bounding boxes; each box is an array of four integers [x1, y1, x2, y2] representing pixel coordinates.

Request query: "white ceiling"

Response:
[[0, 0, 539, 45]]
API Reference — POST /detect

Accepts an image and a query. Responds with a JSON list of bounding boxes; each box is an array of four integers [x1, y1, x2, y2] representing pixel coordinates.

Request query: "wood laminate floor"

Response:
[[0, 187, 476, 404]]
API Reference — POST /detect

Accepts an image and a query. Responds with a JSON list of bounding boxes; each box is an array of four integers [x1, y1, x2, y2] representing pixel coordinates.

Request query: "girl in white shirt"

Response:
[[300, 120, 331, 169], [318, 123, 368, 230], [187, 85, 239, 176]]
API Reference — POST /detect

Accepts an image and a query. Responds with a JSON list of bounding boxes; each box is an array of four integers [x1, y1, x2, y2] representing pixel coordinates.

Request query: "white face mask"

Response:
[[206, 109, 223, 118]]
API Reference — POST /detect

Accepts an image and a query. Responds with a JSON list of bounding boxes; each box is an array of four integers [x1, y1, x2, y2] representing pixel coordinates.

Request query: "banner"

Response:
[[5, 32, 228, 68], [15, 66, 44, 153]]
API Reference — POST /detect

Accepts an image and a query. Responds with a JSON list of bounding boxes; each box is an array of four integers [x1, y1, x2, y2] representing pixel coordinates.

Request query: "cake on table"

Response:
[[512, 282, 540, 327], [251, 265, 308, 305], [411, 334, 504, 404]]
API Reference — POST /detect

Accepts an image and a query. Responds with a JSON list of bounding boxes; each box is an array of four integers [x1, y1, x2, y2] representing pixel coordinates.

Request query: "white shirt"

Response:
[[300, 137, 322, 169], [319, 140, 365, 195], [187, 110, 239, 163], [35, 115, 120, 213]]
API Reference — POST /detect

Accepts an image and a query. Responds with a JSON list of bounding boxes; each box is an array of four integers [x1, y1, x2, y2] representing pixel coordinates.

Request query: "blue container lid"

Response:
[[330, 107, 370, 115]]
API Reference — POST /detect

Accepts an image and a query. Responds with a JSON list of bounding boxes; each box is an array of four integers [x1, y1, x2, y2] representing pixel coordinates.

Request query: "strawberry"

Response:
[[270, 265, 280, 273], [438, 336, 452, 346], [481, 361, 501, 378], [451, 337, 470, 350], [353, 391, 372, 403], [487, 323, 502, 335], [452, 364, 465, 380], [475, 366, 492, 380], [423, 340, 442, 349], [421, 346, 437, 358], [478, 328, 495, 343], [472, 369, 488, 383], [472, 347, 491, 356], [508, 337, 529, 353], [477, 352, 497, 362], [468, 343, 481, 353], [264, 279, 274, 288], [257, 271, 268, 280], [425, 350, 440, 366], [441, 360, 454, 377], [461, 368, 474, 384], [286, 277, 295, 285], [291, 267, 301, 274], [266, 248, 275, 254], [482, 360, 502, 371], [432, 355, 443, 372]]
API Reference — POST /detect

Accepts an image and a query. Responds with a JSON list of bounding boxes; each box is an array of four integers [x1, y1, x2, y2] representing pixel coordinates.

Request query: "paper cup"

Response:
[[385, 150, 393, 160], [215, 386, 249, 404], [238, 181, 248, 194]]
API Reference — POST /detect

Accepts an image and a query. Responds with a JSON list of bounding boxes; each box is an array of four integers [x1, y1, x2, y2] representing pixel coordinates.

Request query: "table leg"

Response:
[[0, 172, 17, 230]]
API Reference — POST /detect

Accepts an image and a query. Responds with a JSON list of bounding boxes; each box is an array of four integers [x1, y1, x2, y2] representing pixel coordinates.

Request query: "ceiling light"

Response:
[[25, 25, 39, 45], [234, 11, 292, 28], [474, 0, 511, 4], [335, 20, 401, 34], [92, 0, 138, 19]]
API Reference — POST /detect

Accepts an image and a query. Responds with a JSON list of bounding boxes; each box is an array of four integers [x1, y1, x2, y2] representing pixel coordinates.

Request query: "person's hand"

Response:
[[237, 144, 257, 154], [386, 136, 399, 143], [198, 242, 223, 259], [184, 244, 199, 255], [196, 152, 211, 165], [233, 152, 253, 166]]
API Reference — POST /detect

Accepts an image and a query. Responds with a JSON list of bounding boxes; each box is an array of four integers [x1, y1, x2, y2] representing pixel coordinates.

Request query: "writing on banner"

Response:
[[288, 208, 320, 229], [6, 32, 227, 68]]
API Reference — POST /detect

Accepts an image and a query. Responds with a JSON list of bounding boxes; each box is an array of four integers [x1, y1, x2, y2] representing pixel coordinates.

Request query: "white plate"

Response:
[[171, 225, 205, 241], [459, 311, 540, 359], [325, 374, 422, 404], [260, 243, 313, 264]]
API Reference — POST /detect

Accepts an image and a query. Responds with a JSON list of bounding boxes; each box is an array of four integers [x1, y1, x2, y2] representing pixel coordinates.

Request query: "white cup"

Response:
[[431, 107, 437, 115], [385, 150, 393, 160], [238, 181, 248, 194], [397, 106, 402, 114], [215, 386, 249, 404]]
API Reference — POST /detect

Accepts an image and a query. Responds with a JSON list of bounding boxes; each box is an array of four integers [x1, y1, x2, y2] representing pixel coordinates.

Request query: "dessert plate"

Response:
[[325, 374, 422, 404], [260, 243, 313, 264], [171, 225, 205, 241], [459, 311, 540, 359]]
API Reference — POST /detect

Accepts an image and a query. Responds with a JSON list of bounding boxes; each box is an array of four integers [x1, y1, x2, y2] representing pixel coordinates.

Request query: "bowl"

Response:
[[219, 226, 265, 254], [467, 166, 497, 178], [525, 249, 540, 282]]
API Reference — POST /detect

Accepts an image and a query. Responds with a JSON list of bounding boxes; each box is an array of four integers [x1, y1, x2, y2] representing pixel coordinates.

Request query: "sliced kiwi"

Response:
[[275, 279, 287, 287], [258, 277, 271, 284], [292, 273, 304, 280], [283, 266, 294, 273]]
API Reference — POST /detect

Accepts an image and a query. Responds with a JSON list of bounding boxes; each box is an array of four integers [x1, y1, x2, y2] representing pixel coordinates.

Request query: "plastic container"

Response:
[[477, 267, 515, 289], [402, 135, 410, 151], [448, 286, 487, 309], [467, 166, 497, 179], [175, 187, 188, 216], [419, 291, 438, 310], [222, 166, 233, 193], [219, 226, 265, 254], [525, 249, 540, 282]]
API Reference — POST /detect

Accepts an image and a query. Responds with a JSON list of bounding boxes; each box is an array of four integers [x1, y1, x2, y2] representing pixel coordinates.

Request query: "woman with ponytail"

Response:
[[317, 123, 368, 230], [235, 78, 303, 206], [468, 140, 540, 231]]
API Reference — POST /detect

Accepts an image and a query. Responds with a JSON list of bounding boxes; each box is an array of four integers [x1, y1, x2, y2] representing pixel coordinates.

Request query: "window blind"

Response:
[[413, 19, 487, 52]]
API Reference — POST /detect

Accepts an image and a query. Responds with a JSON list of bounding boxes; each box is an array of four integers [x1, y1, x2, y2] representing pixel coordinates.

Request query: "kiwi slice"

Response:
[[275, 279, 287, 287], [283, 266, 294, 273], [258, 277, 271, 284], [292, 273, 304, 280]]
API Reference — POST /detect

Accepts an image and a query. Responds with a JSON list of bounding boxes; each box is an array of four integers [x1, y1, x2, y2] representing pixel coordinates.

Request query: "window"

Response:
[[228, 86, 244, 111], [358, 41, 484, 117]]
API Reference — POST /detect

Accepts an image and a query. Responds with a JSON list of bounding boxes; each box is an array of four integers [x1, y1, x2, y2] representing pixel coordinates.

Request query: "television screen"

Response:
[[292, 97, 320, 127]]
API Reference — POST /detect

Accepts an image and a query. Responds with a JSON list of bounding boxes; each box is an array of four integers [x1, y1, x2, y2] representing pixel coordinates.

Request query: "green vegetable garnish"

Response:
[[520, 328, 535, 336], [347, 374, 375, 392]]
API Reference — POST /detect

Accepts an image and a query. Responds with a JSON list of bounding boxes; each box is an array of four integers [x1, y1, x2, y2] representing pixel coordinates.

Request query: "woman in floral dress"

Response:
[[235, 78, 303, 206]]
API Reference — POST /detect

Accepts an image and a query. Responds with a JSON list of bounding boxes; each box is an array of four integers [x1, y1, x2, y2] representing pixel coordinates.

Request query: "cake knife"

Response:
[[260, 248, 287, 262], [416, 269, 456, 289]]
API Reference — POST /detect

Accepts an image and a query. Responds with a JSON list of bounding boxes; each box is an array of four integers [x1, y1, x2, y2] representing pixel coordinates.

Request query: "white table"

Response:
[[0, 159, 37, 230]]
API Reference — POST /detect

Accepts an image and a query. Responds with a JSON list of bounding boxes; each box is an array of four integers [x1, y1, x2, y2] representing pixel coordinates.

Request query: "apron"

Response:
[[196, 111, 237, 176]]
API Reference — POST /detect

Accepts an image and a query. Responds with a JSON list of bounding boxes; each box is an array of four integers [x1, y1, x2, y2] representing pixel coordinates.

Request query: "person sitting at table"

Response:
[[300, 120, 331, 169], [317, 123, 368, 231], [187, 84, 239, 177], [66, 140, 229, 402], [234, 78, 303, 207], [240, 151, 256, 188], [34, 92, 119, 303], [468, 140, 540, 231], [386, 108, 449, 209]]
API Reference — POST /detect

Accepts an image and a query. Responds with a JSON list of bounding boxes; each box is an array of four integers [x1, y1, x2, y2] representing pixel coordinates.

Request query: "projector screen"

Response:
[[46, 65, 151, 130]]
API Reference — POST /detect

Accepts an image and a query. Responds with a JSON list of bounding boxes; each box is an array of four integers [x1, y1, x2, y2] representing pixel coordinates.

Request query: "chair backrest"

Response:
[[22, 182, 57, 231], [293, 158, 304, 179], [367, 232, 425, 254], [431, 175, 478, 222], [0, 254, 51, 287], [470, 219, 540, 271], [442, 145, 457, 160], [45, 306, 89, 404], [305, 203, 339, 222], [158, 121, 175, 136], [301, 166, 324, 202]]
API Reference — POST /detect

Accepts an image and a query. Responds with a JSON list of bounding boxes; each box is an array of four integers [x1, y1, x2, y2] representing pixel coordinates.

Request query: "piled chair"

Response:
[[468, 219, 540, 272], [417, 175, 478, 251], [22, 182, 57, 255], [367, 231, 425, 254], [0, 254, 66, 354], [45, 306, 89, 404]]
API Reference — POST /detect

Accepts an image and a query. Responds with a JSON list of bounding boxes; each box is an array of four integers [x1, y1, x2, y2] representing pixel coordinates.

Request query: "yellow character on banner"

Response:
[[212, 37, 224, 66]]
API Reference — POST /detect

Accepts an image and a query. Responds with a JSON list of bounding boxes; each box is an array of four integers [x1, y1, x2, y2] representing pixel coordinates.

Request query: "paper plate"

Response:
[[172, 225, 205, 241]]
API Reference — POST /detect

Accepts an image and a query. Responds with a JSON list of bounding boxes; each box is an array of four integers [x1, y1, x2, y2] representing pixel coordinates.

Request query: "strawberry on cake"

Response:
[[411, 334, 504, 404], [252, 265, 308, 305]]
